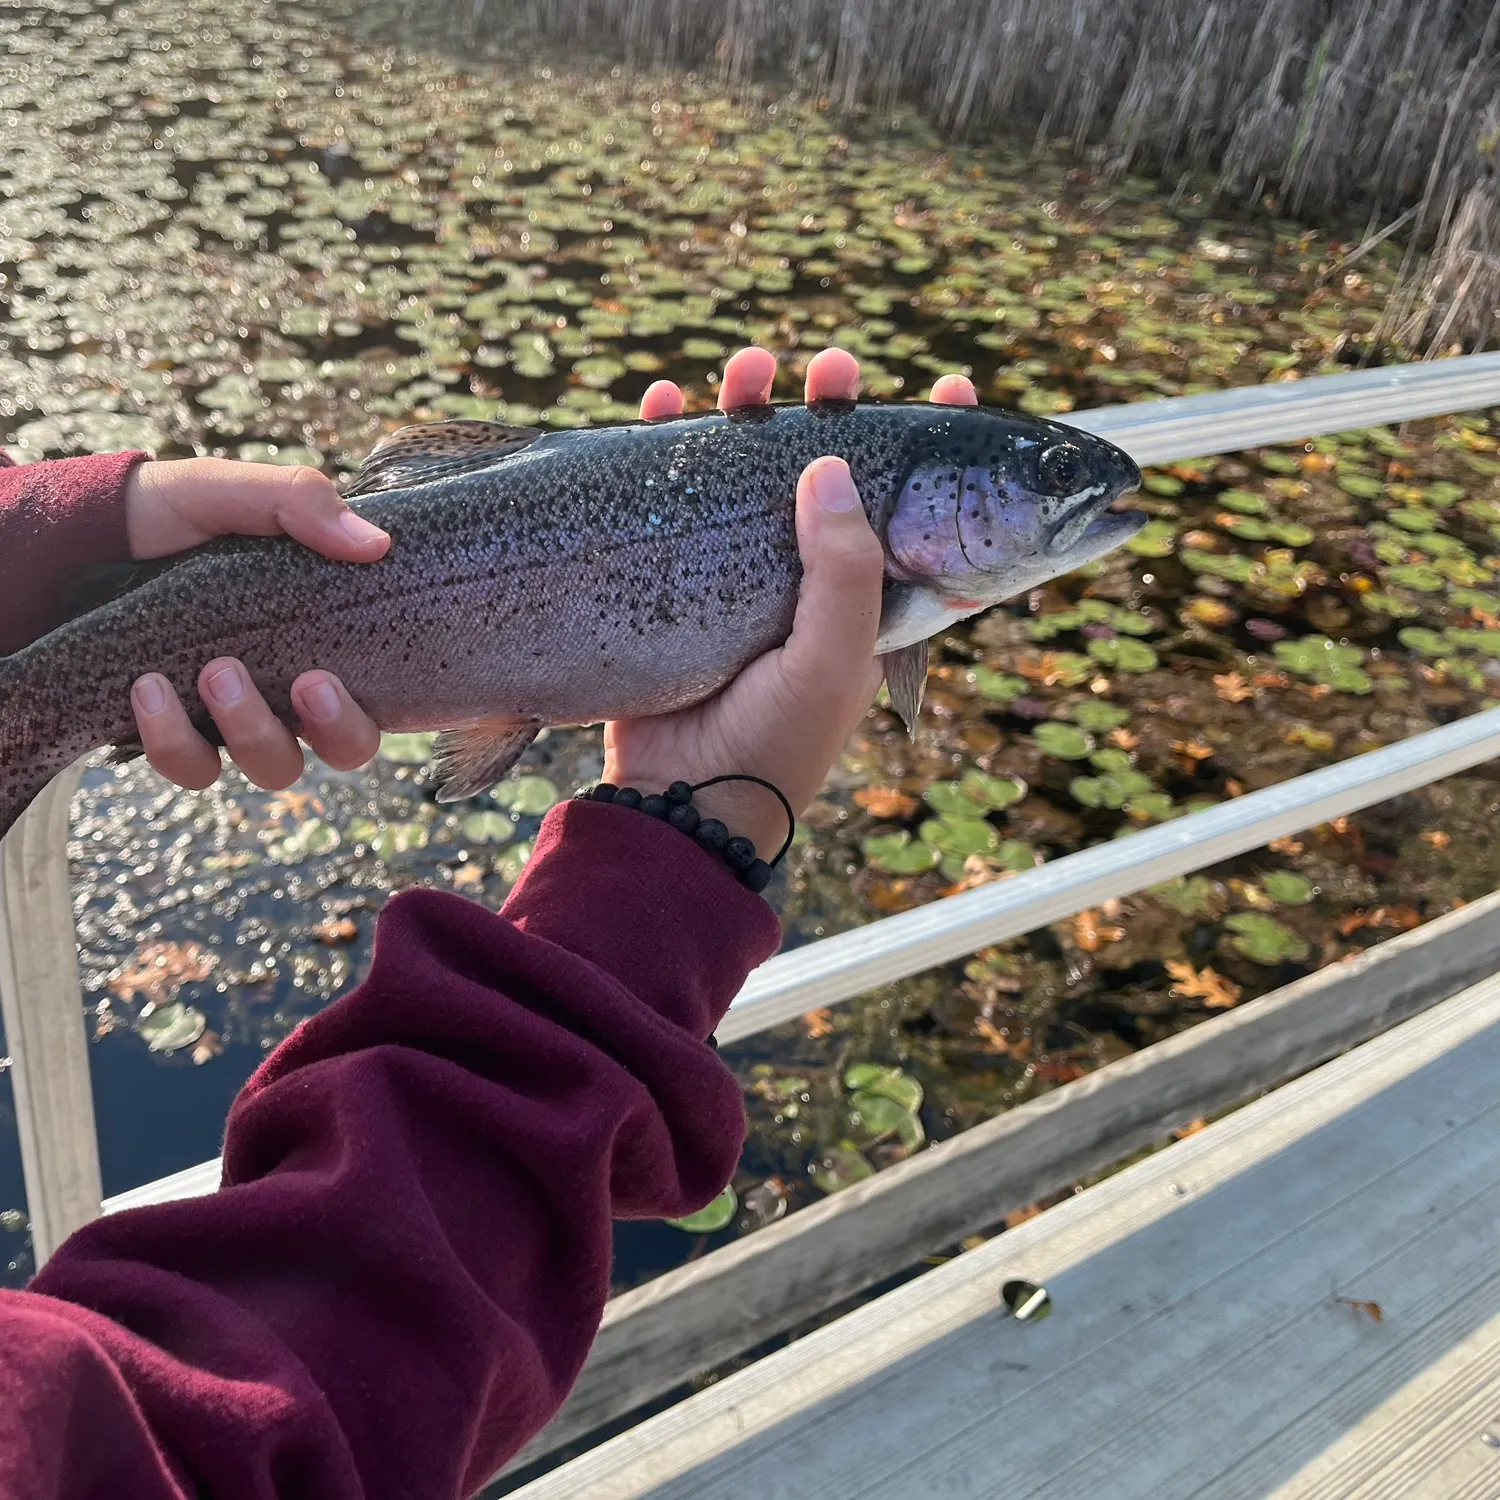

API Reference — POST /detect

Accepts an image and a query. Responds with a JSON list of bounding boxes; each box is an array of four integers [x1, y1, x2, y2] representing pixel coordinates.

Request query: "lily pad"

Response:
[[862, 831, 940, 874], [269, 819, 340, 861], [1260, 871, 1315, 904], [137, 1002, 208, 1054], [848, 1091, 925, 1151], [809, 1146, 876, 1195], [378, 732, 437, 765], [1225, 912, 1310, 964], [666, 1186, 737, 1234], [1033, 722, 1093, 759], [460, 811, 515, 844], [843, 1063, 924, 1113], [491, 776, 561, 815]]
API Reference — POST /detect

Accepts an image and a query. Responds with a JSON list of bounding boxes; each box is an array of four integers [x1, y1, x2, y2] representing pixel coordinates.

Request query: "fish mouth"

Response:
[[1071, 505, 1147, 562]]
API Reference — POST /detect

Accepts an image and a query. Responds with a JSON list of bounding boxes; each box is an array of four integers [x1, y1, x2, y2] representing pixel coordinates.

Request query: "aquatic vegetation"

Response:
[[665, 1186, 737, 1234]]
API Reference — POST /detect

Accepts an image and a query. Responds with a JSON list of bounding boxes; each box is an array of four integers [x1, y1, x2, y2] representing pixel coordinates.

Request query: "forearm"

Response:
[[0, 450, 147, 653], [4, 802, 778, 1498]]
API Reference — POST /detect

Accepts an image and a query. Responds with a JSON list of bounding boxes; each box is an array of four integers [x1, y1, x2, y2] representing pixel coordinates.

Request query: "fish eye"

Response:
[[1037, 443, 1087, 496]]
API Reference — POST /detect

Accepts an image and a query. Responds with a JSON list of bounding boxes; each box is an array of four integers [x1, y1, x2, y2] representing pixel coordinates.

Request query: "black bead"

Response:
[[573, 786, 592, 800], [591, 783, 618, 803], [740, 859, 772, 893], [724, 836, 757, 872], [614, 786, 643, 810], [706, 1033, 719, 1051], [667, 803, 701, 836], [695, 818, 729, 853], [641, 793, 669, 819], [666, 780, 694, 805]]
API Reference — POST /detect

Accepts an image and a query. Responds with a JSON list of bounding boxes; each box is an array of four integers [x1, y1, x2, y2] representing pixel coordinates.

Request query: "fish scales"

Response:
[[0, 400, 1141, 838]]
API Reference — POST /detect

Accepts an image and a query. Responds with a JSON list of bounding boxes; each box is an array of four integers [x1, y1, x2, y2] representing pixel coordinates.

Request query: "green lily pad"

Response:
[[492, 776, 561, 815], [919, 815, 1000, 859], [862, 831, 941, 874], [1337, 473, 1383, 499], [269, 818, 340, 861], [1127, 519, 1178, 557], [843, 1063, 924, 1113], [1225, 912, 1310, 964], [847, 1091, 925, 1151], [1260, 870, 1315, 904], [1033, 722, 1093, 759], [1218, 489, 1269, 515], [460, 811, 515, 844], [496, 840, 535, 883], [1151, 875, 1224, 918], [137, 1001, 207, 1054], [347, 819, 429, 859], [666, 1186, 737, 1233], [971, 668, 1026, 701], [1087, 637, 1158, 672], [378, 732, 437, 765], [809, 1146, 876, 1195], [1067, 701, 1131, 732]]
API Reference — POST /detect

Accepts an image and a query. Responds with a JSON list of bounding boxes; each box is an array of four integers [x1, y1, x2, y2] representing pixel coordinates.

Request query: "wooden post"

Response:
[[0, 762, 102, 1264]]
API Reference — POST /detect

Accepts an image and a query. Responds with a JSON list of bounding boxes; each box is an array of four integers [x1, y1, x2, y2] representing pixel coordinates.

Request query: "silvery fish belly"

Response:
[[0, 399, 1142, 840]]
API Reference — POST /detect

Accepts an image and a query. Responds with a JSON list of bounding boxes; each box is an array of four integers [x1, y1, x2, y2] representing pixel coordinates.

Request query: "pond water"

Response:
[[4, 0, 1500, 1290]]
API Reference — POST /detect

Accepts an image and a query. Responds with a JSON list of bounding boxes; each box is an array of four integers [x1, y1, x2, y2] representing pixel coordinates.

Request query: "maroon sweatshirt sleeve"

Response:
[[0, 450, 147, 653], [0, 802, 779, 1498]]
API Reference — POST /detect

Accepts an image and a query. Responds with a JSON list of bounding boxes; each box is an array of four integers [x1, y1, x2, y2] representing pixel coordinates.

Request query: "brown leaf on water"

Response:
[[1174, 1117, 1209, 1139], [854, 786, 920, 820], [1108, 727, 1141, 749], [110, 941, 216, 1006], [804, 1008, 835, 1040], [1016, 651, 1086, 686], [1335, 1296, 1384, 1323], [1336, 905, 1422, 937], [1225, 779, 1246, 798], [1003, 1204, 1043, 1230], [1170, 738, 1215, 763], [263, 788, 325, 823], [1420, 829, 1452, 848], [974, 1016, 1032, 1059], [1213, 671, 1254, 704], [1030, 1058, 1088, 1084], [312, 917, 358, 945], [1269, 835, 1305, 856], [1074, 908, 1126, 952], [191, 1030, 224, 1067], [1166, 959, 1242, 1009]]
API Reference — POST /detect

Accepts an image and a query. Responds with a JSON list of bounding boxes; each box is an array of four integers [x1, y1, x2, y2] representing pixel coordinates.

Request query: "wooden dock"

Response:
[[516, 972, 1500, 1499]]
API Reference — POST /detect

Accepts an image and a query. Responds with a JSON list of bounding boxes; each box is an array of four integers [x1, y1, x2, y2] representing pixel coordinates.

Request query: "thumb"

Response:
[[780, 456, 886, 693], [127, 458, 390, 562]]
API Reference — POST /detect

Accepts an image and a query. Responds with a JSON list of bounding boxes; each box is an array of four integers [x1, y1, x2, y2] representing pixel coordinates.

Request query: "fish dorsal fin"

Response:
[[343, 419, 543, 499], [879, 640, 929, 738], [433, 714, 543, 802], [56, 559, 166, 628]]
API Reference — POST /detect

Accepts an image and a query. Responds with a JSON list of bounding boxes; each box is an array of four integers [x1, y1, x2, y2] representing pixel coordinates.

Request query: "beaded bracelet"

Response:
[[575, 774, 795, 894]]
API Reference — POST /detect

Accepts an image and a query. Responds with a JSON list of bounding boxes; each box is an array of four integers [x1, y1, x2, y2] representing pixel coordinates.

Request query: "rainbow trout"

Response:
[[0, 400, 1141, 840]]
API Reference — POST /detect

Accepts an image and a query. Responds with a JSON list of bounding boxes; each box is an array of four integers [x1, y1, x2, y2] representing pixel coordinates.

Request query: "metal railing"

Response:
[[4, 352, 1500, 1254]]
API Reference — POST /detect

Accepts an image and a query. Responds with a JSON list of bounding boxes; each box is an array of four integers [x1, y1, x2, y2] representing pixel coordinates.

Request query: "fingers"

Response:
[[125, 458, 390, 562], [781, 457, 885, 701], [131, 675, 224, 791], [290, 671, 382, 771], [931, 373, 978, 405], [804, 347, 861, 402], [195, 660, 307, 790], [639, 380, 683, 421], [718, 346, 776, 410]]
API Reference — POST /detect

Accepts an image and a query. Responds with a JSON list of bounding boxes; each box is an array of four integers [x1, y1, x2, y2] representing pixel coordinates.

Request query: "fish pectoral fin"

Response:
[[343, 419, 544, 499], [57, 560, 158, 627], [879, 640, 929, 739], [433, 715, 543, 802]]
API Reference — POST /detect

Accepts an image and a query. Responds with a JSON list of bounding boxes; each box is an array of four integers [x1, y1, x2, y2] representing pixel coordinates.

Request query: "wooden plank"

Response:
[[0, 762, 101, 1263], [502, 889, 1500, 1472], [515, 972, 1500, 1499]]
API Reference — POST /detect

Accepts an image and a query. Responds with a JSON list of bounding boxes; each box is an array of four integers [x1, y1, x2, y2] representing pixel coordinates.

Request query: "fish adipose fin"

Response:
[[879, 640, 928, 738], [434, 715, 543, 802], [343, 419, 544, 499]]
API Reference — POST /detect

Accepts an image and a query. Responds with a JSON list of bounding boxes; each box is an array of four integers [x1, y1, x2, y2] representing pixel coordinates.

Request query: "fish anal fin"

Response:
[[434, 715, 542, 802], [879, 640, 929, 738], [343, 419, 543, 499]]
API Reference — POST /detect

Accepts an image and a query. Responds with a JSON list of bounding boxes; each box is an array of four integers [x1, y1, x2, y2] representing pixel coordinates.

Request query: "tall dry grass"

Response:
[[489, 0, 1500, 352]]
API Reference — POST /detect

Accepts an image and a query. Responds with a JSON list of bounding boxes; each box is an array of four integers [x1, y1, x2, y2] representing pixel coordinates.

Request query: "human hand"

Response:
[[604, 348, 978, 857], [124, 459, 391, 792]]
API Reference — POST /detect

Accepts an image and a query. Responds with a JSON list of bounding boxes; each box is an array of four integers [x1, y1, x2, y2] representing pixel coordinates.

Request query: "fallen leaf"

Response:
[[1108, 727, 1141, 749], [263, 788, 325, 823], [805, 1008, 835, 1040], [1226, 778, 1246, 797], [110, 941, 216, 1006], [1074, 908, 1126, 951], [1335, 1296, 1384, 1323], [191, 1031, 224, 1066], [1170, 738, 1215, 762], [1269, 835, 1305, 856], [1166, 959, 1243, 1009], [1213, 671, 1254, 704], [1030, 1058, 1087, 1084], [1336, 905, 1422, 937], [1003, 1204, 1043, 1230], [1420, 830, 1452, 848], [854, 786, 919, 820], [312, 917, 357, 945], [1173, 1117, 1209, 1139], [450, 864, 485, 890], [974, 1016, 1032, 1059]]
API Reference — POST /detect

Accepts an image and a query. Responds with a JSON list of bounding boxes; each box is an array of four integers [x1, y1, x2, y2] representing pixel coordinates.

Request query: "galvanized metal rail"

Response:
[[2, 351, 1499, 1248]]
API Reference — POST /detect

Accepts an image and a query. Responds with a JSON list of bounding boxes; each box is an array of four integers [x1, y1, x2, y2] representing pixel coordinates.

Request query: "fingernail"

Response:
[[811, 459, 859, 513], [204, 664, 247, 708], [135, 675, 167, 716], [300, 679, 341, 724], [339, 509, 387, 546]]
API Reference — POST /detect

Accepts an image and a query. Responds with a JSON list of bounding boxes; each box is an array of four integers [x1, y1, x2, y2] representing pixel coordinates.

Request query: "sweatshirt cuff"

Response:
[[500, 798, 783, 1035]]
